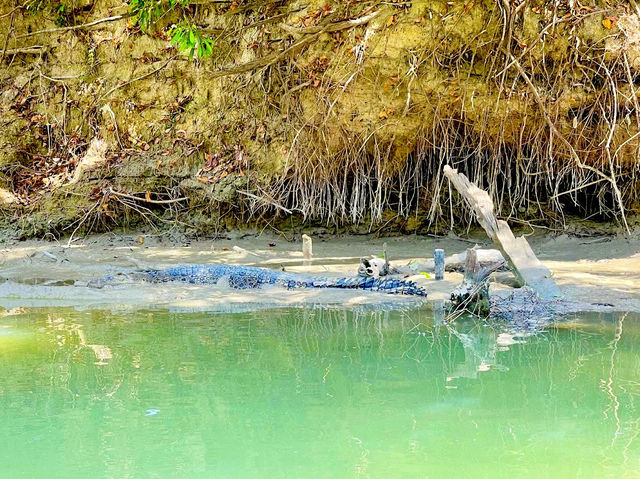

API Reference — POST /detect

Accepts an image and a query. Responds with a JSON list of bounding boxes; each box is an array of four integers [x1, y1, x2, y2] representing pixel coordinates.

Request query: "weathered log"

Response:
[[396, 249, 505, 274], [443, 165, 560, 300]]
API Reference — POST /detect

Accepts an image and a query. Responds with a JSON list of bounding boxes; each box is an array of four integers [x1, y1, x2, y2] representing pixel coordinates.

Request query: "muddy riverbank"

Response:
[[1, 232, 638, 313]]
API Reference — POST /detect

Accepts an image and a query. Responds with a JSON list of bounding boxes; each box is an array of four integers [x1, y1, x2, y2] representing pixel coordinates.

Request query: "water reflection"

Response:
[[0, 306, 638, 478]]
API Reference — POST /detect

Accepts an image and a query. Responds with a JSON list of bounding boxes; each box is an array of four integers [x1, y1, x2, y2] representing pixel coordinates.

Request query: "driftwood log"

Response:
[[396, 249, 506, 274], [443, 165, 560, 300]]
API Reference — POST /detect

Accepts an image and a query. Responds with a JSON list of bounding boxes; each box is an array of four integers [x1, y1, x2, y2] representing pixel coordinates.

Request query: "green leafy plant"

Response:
[[24, 0, 64, 12], [129, 0, 187, 31], [23, 0, 69, 25], [129, 1, 214, 60], [168, 23, 215, 59], [55, 4, 68, 27]]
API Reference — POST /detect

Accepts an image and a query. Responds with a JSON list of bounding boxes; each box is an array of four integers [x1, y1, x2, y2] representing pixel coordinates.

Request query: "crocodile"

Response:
[[97, 264, 427, 297]]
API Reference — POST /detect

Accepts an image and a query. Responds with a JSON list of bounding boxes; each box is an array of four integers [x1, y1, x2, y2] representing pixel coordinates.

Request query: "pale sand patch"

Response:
[[0, 233, 638, 311]]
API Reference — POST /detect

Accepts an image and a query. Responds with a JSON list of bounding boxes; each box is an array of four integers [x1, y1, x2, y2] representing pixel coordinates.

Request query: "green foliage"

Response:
[[169, 23, 215, 59], [24, 0, 64, 12], [55, 4, 69, 27], [23, 0, 69, 25], [129, 0, 214, 60], [129, 0, 188, 31]]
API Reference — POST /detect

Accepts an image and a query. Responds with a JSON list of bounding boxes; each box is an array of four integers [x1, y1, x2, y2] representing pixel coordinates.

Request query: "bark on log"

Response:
[[443, 165, 560, 300], [450, 249, 490, 317]]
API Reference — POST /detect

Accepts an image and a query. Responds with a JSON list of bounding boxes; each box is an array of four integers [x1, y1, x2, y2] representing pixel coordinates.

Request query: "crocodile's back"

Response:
[[141, 264, 426, 296]]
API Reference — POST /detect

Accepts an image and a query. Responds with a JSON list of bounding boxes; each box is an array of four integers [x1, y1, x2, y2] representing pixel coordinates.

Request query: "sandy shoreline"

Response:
[[0, 232, 639, 312]]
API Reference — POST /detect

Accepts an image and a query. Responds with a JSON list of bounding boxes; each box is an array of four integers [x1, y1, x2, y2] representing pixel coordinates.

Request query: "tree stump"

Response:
[[450, 249, 491, 318]]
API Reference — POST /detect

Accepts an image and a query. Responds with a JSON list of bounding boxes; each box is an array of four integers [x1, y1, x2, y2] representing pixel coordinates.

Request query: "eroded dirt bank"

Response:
[[2, 1, 640, 236], [0, 232, 638, 312]]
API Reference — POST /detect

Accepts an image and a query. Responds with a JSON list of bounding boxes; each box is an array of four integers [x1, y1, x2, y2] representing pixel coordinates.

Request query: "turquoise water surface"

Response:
[[0, 307, 638, 478]]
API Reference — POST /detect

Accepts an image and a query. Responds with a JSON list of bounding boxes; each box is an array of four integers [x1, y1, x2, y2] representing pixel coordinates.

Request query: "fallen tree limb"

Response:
[[444, 165, 560, 300], [207, 9, 381, 79], [280, 9, 382, 34], [395, 249, 506, 274]]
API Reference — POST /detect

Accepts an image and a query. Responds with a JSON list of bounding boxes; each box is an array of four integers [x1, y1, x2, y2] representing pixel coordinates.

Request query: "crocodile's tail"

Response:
[[311, 276, 427, 297]]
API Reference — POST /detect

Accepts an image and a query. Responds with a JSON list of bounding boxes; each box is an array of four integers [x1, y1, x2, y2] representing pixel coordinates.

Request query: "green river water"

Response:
[[0, 306, 638, 478]]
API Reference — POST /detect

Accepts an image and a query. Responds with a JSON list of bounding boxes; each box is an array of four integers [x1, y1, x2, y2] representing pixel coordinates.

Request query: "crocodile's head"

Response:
[[358, 257, 388, 277]]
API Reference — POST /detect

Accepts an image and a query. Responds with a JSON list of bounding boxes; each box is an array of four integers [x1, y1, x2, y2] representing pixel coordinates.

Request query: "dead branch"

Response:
[[280, 9, 382, 34], [16, 14, 130, 39], [444, 165, 560, 300], [207, 9, 381, 79], [3, 46, 47, 55]]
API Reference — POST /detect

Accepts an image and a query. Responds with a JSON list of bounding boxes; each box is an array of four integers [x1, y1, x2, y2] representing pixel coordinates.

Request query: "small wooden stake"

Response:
[[382, 242, 389, 273], [302, 234, 313, 260], [434, 249, 445, 280]]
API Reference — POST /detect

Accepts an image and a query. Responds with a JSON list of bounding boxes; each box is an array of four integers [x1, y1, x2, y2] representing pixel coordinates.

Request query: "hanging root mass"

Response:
[[2, 1, 640, 235], [239, 2, 640, 232]]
